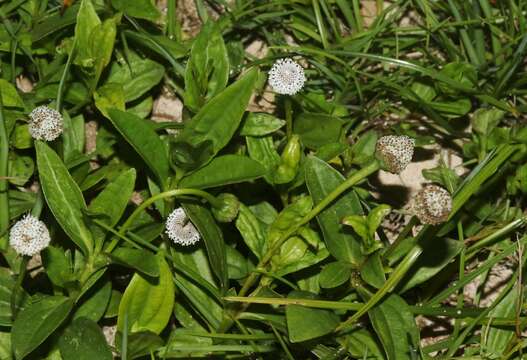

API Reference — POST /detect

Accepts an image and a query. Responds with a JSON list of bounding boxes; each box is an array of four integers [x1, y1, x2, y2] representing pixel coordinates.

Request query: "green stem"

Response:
[[56, 38, 76, 112], [10, 257, 27, 321], [238, 161, 380, 298], [0, 93, 8, 249], [105, 188, 222, 252], [284, 97, 293, 139]]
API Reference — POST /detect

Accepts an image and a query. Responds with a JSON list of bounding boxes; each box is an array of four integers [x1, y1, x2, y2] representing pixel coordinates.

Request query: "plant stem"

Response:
[[56, 38, 76, 112], [105, 188, 222, 252], [284, 97, 293, 139], [0, 93, 8, 249]]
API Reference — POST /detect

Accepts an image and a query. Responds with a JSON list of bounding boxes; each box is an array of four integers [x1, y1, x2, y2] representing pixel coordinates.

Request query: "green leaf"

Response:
[[400, 238, 464, 292], [89, 168, 136, 227], [361, 252, 386, 289], [246, 135, 281, 184], [368, 294, 419, 360], [305, 156, 364, 265], [485, 288, 517, 357], [74, 0, 101, 67], [340, 328, 385, 359], [74, 280, 112, 322], [106, 52, 165, 102], [116, 331, 164, 359], [12, 124, 33, 149], [62, 112, 85, 165], [184, 21, 229, 112], [8, 154, 34, 186], [235, 204, 267, 259], [89, 17, 117, 89], [107, 109, 169, 189], [42, 246, 73, 288], [182, 202, 228, 290], [0, 79, 24, 108], [36, 141, 94, 254], [240, 113, 286, 136], [12, 296, 74, 360], [472, 107, 505, 136], [59, 317, 112, 360], [180, 155, 266, 189], [367, 205, 391, 239], [0, 268, 28, 326], [226, 246, 250, 280], [111, 0, 161, 21], [319, 261, 351, 288], [94, 83, 125, 118], [293, 113, 344, 149], [110, 248, 159, 277], [173, 69, 258, 170], [117, 253, 174, 334], [286, 292, 339, 343]]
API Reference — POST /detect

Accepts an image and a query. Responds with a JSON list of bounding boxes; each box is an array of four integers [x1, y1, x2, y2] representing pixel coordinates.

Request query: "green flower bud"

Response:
[[212, 193, 240, 223], [274, 135, 302, 184]]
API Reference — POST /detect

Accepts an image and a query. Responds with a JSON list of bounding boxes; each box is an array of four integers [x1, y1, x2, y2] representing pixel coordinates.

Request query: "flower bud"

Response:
[[375, 135, 415, 174], [212, 193, 240, 223], [413, 184, 452, 225], [274, 135, 301, 184]]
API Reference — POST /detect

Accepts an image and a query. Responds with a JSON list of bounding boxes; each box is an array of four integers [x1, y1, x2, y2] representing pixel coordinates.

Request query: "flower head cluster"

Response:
[[268, 58, 306, 95], [375, 135, 415, 174], [165, 207, 200, 246], [413, 184, 452, 225], [28, 106, 63, 141], [9, 214, 51, 256]]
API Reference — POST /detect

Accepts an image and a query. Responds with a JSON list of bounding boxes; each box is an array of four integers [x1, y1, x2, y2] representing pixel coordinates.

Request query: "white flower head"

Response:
[[9, 214, 51, 256], [375, 135, 415, 174], [268, 58, 306, 95], [28, 106, 63, 141], [165, 207, 200, 246], [413, 184, 452, 225]]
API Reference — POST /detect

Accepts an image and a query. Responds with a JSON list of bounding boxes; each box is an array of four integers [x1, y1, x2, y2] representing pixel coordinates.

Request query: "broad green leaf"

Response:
[[107, 109, 169, 188], [0, 79, 24, 107], [110, 248, 159, 277], [180, 155, 266, 189], [0, 267, 28, 326], [485, 288, 517, 357], [319, 261, 351, 288], [0, 331, 10, 359], [184, 21, 229, 112], [361, 252, 386, 289], [74, 0, 101, 67], [368, 294, 419, 360], [89, 17, 117, 89], [42, 246, 73, 288], [339, 328, 385, 359], [472, 107, 505, 136], [12, 296, 74, 360], [235, 204, 267, 259], [94, 83, 125, 118], [240, 113, 285, 136], [106, 52, 165, 102], [59, 317, 112, 360], [89, 168, 136, 227], [36, 141, 93, 254], [305, 156, 364, 265], [115, 331, 164, 359], [400, 238, 464, 292], [182, 202, 228, 290], [173, 69, 258, 170], [111, 0, 161, 21], [226, 246, 250, 280], [62, 112, 85, 165], [8, 154, 34, 186], [293, 113, 344, 149], [246, 135, 281, 184], [12, 124, 33, 149], [286, 292, 339, 343], [104, 290, 122, 318], [172, 248, 223, 330], [74, 280, 112, 322], [117, 253, 174, 334]]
